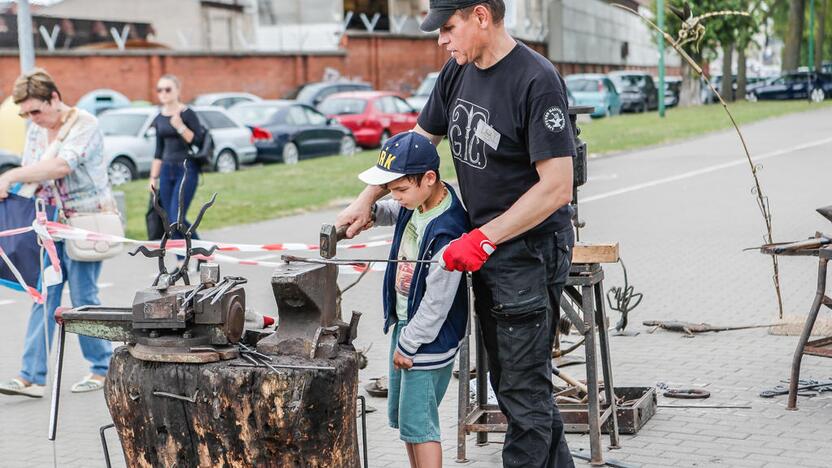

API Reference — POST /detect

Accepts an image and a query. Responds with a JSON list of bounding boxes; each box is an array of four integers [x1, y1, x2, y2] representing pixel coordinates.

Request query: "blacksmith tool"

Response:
[[282, 254, 437, 266], [759, 379, 832, 398], [320, 223, 349, 259]]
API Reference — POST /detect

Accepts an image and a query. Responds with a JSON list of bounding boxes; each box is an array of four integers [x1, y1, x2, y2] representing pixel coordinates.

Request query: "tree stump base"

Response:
[[104, 345, 359, 467]]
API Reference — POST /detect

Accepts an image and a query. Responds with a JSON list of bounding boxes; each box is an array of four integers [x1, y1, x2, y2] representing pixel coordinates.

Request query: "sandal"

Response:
[[71, 374, 105, 393], [0, 378, 45, 398]]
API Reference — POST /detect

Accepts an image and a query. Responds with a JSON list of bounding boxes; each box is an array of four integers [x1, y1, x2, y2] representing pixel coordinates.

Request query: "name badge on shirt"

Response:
[[475, 120, 501, 151]]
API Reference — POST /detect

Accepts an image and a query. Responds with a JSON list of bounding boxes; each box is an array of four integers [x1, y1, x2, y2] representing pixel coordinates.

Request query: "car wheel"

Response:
[[282, 142, 299, 165], [810, 88, 826, 103], [339, 136, 356, 156], [215, 150, 238, 173], [379, 130, 391, 148], [108, 157, 136, 186]]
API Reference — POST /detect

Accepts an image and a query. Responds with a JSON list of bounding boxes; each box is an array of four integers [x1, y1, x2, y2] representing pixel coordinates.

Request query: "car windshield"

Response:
[[611, 75, 643, 90], [296, 85, 327, 104], [318, 98, 367, 115], [228, 105, 283, 126], [415, 75, 438, 96], [566, 79, 600, 92], [99, 113, 148, 136]]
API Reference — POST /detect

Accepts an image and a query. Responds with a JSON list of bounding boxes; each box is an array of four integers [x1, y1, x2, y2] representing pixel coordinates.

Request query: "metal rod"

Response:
[[571, 450, 638, 468], [658, 405, 752, 409], [153, 391, 198, 403], [457, 272, 473, 462], [48, 323, 66, 441], [358, 395, 369, 468], [788, 256, 829, 410], [281, 254, 437, 265], [99, 424, 115, 468]]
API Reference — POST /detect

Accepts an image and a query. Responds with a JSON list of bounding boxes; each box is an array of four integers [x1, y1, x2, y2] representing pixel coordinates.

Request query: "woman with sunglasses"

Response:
[[0, 68, 114, 397], [148, 74, 206, 251]]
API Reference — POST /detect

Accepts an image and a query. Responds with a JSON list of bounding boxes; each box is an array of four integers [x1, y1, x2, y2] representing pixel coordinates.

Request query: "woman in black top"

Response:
[[149, 74, 206, 242]]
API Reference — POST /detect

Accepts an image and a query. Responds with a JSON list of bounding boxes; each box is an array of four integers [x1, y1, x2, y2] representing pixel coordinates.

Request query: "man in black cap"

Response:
[[337, 2, 576, 467]]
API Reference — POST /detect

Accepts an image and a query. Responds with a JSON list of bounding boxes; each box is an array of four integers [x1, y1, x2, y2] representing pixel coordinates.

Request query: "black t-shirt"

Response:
[[418, 42, 576, 235], [153, 107, 205, 163]]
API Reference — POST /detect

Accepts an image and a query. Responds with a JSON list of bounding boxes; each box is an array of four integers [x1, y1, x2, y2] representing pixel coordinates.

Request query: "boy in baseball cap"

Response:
[[359, 131, 469, 467]]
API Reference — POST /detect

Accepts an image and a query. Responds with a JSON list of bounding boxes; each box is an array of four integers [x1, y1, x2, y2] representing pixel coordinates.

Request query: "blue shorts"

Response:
[[387, 320, 454, 444]]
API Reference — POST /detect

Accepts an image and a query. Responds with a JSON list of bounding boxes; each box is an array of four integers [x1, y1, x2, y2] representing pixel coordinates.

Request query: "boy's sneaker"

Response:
[[0, 378, 45, 398]]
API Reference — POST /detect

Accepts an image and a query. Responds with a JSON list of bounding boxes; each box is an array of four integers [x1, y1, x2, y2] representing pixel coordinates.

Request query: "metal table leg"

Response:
[[475, 319, 488, 446], [594, 280, 620, 448], [788, 256, 829, 410], [582, 283, 603, 466]]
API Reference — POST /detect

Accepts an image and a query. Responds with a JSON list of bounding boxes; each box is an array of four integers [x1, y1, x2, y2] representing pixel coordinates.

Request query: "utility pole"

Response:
[[16, 0, 36, 73], [808, 0, 816, 71], [657, 0, 666, 117]]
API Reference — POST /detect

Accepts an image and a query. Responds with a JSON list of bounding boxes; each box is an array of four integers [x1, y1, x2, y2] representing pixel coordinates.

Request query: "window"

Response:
[[566, 79, 601, 92], [198, 111, 237, 129], [99, 113, 149, 136], [376, 96, 397, 113], [304, 107, 327, 125], [318, 98, 367, 115], [392, 97, 414, 114], [227, 105, 283, 126], [287, 106, 309, 125]]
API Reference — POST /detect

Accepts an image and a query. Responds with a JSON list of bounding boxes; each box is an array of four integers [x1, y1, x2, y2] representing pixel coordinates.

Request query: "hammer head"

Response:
[[818, 206, 832, 224], [320, 223, 348, 259], [320, 224, 337, 259]]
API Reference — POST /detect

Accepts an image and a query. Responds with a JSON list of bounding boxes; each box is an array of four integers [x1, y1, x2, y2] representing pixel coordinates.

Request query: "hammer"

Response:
[[320, 224, 349, 259]]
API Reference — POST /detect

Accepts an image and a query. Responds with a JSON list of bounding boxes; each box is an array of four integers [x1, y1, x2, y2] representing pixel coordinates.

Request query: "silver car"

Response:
[[191, 92, 262, 109], [100, 106, 257, 185]]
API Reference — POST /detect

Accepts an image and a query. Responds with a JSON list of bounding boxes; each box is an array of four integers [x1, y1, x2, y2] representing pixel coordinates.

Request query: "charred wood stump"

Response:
[[104, 345, 359, 467]]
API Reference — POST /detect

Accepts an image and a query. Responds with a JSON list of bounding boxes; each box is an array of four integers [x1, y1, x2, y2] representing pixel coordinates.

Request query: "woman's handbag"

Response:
[[145, 195, 165, 240], [63, 209, 125, 262]]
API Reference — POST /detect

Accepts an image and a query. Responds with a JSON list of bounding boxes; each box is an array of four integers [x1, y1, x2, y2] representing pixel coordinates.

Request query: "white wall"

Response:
[[549, 0, 680, 68]]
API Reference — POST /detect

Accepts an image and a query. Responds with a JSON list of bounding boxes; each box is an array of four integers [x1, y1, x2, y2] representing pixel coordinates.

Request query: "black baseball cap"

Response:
[[359, 132, 440, 186], [420, 0, 485, 32]]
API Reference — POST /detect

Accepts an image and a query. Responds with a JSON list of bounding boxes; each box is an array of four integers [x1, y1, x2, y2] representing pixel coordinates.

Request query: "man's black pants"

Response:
[[472, 226, 575, 468]]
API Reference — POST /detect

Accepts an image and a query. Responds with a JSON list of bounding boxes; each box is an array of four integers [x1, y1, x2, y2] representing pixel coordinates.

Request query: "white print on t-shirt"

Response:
[[543, 106, 566, 133], [449, 98, 489, 170], [474, 120, 501, 151]]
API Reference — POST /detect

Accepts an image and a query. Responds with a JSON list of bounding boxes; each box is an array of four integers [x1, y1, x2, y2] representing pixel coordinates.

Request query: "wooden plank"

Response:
[[572, 242, 619, 264]]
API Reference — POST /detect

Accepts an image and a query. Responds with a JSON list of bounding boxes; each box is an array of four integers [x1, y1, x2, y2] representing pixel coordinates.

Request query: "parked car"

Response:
[[295, 81, 373, 108], [320, 91, 419, 148], [0, 149, 20, 175], [99, 106, 257, 185], [191, 92, 262, 109], [659, 76, 682, 107], [609, 71, 659, 112], [227, 100, 356, 164], [406, 72, 439, 112], [76, 89, 131, 116], [565, 74, 621, 118], [747, 72, 832, 102]]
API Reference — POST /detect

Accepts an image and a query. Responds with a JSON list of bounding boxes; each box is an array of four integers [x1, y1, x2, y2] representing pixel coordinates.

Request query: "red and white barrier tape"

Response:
[[0, 219, 391, 300]]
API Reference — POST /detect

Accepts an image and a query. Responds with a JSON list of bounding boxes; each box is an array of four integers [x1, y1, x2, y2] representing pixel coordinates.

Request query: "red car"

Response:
[[319, 91, 419, 148]]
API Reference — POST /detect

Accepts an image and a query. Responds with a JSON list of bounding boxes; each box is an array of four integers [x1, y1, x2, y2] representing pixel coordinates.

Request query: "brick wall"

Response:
[[0, 34, 676, 104]]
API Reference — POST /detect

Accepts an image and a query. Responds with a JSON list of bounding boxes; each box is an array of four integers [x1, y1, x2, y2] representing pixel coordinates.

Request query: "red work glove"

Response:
[[441, 229, 496, 272]]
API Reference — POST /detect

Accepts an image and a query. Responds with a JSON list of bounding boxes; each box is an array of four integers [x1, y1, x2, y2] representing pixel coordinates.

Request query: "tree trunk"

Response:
[[679, 59, 702, 106], [721, 43, 735, 102], [104, 346, 359, 468], [737, 46, 748, 100], [816, 0, 829, 71], [784, 0, 806, 71]]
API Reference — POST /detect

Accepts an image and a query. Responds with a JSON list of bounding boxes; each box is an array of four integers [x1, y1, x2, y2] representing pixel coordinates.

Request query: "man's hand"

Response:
[[0, 175, 11, 200], [393, 350, 413, 370], [336, 198, 374, 239], [441, 228, 496, 272]]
